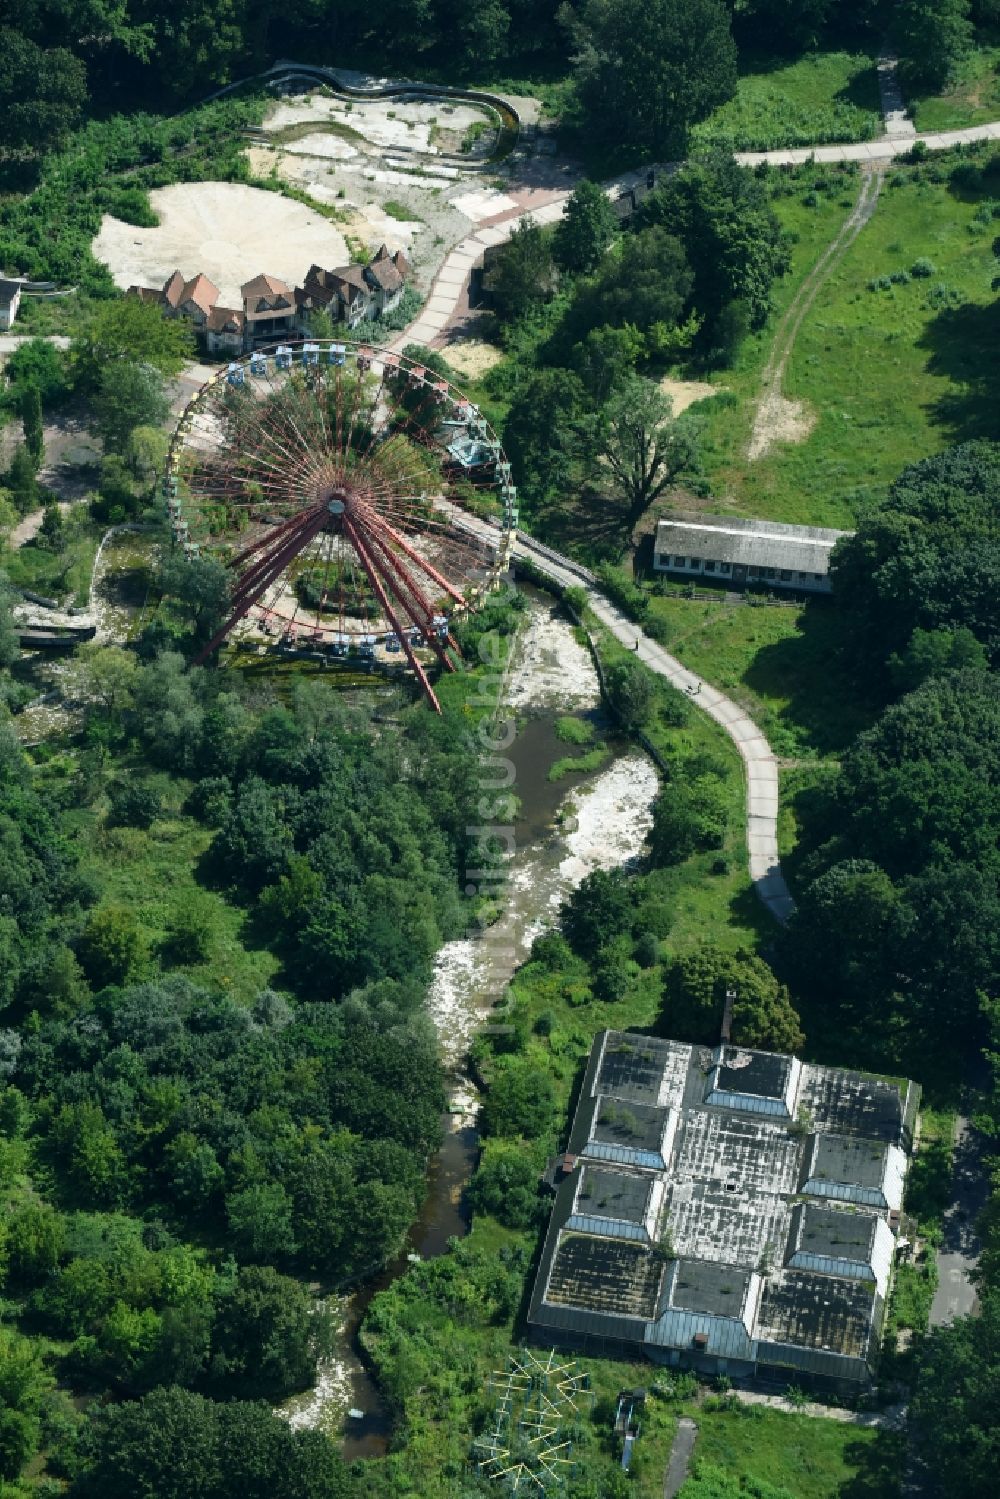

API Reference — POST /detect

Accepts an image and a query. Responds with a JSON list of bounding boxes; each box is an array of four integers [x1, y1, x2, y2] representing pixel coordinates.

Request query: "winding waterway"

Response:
[[280, 594, 660, 1456]]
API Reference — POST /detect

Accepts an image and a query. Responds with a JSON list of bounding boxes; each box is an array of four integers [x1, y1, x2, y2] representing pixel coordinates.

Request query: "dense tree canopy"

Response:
[[895, 0, 974, 93], [567, 0, 738, 154], [638, 153, 790, 343], [663, 943, 804, 1052], [553, 180, 618, 274], [0, 26, 88, 155], [911, 1294, 1000, 1499], [830, 441, 1000, 674], [74, 1384, 350, 1499]]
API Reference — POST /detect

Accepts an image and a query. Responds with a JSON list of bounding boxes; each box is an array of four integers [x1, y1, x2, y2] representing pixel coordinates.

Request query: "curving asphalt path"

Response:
[[393, 117, 1000, 353], [444, 509, 795, 925]]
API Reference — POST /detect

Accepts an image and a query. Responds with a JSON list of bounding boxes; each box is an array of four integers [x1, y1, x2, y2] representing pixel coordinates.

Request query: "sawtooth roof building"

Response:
[[528, 1032, 919, 1395], [653, 512, 852, 594]]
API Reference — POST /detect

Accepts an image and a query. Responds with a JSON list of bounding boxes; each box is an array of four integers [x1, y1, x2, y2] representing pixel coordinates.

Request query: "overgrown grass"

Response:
[[639, 591, 878, 760], [554, 713, 595, 744], [3, 516, 102, 606], [882, 1107, 954, 1380], [912, 30, 1000, 131], [698, 152, 1000, 526], [685, 1402, 904, 1499], [66, 789, 281, 1004], [595, 628, 770, 955], [695, 49, 881, 153], [548, 743, 609, 779]]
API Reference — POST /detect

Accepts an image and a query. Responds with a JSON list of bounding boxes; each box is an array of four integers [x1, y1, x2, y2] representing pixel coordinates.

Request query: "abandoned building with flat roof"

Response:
[[653, 512, 853, 594], [528, 1032, 919, 1393]]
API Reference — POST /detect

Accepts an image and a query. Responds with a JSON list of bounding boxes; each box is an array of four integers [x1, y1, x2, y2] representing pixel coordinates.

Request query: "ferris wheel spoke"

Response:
[[352, 515, 458, 677], [342, 514, 442, 712]]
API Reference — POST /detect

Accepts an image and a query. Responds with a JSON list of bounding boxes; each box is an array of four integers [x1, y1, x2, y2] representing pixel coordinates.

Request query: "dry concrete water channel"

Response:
[[280, 589, 660, 1455]]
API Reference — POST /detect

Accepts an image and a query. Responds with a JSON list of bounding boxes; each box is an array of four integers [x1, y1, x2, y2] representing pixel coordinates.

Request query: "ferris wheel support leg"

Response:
[[354, 514, 456, 675], [228, 508, 328, 610], [373, 513, 470, 609], [344, 515, 442, 714], [193, 510, 329, 666], [227, 504, 325, 572]]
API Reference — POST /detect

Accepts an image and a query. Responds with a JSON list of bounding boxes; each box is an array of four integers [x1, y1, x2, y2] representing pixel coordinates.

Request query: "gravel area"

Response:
[[506, 604, 601, 711]]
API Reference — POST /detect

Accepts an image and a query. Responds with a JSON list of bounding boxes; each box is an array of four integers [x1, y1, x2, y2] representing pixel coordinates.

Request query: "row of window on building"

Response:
[[665, 556, 825, 583]]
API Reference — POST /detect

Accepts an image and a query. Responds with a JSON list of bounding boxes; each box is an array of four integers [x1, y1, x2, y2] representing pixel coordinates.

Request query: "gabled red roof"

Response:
[[206, 306, 244, 333], [241, 272, 292, 301], [179, 273, 219, 317], [162, 270, 186, 308]]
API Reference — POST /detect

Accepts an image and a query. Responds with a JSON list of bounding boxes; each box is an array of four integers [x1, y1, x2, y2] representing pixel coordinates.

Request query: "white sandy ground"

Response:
[[449, 187, 518, 220], [659, 375, 725, 415], [505, 603, 601, 711], [92, 182, 350, 304]]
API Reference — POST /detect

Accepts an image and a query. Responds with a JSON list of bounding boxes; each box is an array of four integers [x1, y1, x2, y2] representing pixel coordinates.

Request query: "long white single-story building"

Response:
[[653, 512, 853, 594]]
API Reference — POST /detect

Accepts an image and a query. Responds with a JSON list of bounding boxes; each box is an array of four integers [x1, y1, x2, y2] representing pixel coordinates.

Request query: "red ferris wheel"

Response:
[[163, 340, 518, 712]]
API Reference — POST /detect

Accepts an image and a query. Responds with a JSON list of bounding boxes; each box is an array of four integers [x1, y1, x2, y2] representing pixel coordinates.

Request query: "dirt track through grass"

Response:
[[748, 166, 884, 461]]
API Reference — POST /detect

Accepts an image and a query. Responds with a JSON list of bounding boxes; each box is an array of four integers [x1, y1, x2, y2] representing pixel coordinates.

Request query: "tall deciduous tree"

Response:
[[93, 363, 170, 453], [0, 27, 87, 155], [158, 554, 231, 643], [486, 218, 557, 323], [596, 377, 699, 527], [911, 1294, 1000, 1498], [639, 153, 789, 342], [663, 943, 805, 1051], [73, 299, 195, 390], [568, 0, 737, 154], [553, 179, 618, 273], [896, 0, 974, 92], [503, 368, 587, 514], [19, 385, 43, 469]]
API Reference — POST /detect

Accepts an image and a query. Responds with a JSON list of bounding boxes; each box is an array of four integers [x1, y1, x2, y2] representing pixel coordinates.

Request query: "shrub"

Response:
[[634, 931, 660, 968], [161, 908, 212, 966], [468, 1144, 543, 1229], [480, 1057, 557, 1140], [911, 257, 937, 277], [530, 931, 573, 971], [594, 563, 648, 621], [107, 780, 161, 830], [592, 936, 635, 1003]]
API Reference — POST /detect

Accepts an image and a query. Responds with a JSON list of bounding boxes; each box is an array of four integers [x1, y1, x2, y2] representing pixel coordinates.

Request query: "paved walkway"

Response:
[[929, 1113, 988, 1326], [443, 507, 794, 924], [877, 54, 916, 140], [730, 1389, 907, 1430], [393, 117, 1000, 351], [0, 334, 70, 355], [664, 1416, 697, 1498]]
